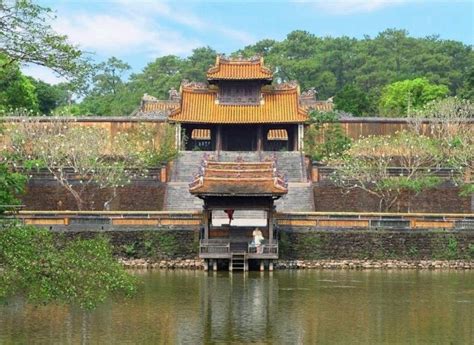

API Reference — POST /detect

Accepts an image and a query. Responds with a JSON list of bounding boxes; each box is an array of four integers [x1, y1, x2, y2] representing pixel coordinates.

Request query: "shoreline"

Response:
[[119, 258, 474, 270]]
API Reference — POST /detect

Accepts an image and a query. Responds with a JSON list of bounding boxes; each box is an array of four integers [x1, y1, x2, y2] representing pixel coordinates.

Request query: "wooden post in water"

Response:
[[213, 260, 218, 271]]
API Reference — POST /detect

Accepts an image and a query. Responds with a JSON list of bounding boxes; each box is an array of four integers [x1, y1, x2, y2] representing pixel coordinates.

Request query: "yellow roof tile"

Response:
[[142, 100, 180, 112], [191, 128, 211, 140], [169, 87, 308, 124], [267, 129, 288, 140], [207, 55, 273, 80]]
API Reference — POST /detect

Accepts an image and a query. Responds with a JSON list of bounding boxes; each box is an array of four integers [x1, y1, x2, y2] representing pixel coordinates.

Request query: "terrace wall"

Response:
[[43, 227, 474, 261], [313, 181, 472, 213], [21, 178, 166, 211]]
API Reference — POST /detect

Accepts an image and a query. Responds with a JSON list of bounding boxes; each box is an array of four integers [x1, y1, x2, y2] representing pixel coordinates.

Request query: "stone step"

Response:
[[275, 182, 314, 212], [163, 182, 203, 211], [165, 151, 310, 210]]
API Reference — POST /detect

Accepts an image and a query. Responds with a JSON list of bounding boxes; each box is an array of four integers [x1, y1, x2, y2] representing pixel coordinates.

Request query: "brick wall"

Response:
[[21, 178, 166, 211], [313, 181, 472, 213]]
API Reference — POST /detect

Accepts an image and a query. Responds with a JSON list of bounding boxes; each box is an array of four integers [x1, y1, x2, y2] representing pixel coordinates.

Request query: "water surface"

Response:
[[1, 270, 473, 344]]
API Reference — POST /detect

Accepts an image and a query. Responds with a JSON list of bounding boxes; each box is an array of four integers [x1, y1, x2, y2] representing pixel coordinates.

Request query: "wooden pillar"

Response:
[[213, 260, 218, 271], [269, 261, 274, 271], [311, 166, 320, 182], [298, 124, 304, 151], [260, 260, 265, 271], [175, 124, 182, 151], [257, 126, 263, 152], [268, 207, 273, 245], [203, 209, 210, 240], [293, 125, 299, 151], [204, 259, 208, 271], [216, 125, 222, 152]]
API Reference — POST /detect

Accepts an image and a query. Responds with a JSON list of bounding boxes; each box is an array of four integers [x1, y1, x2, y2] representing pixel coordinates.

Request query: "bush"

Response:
[[0, 223, 136, 309]]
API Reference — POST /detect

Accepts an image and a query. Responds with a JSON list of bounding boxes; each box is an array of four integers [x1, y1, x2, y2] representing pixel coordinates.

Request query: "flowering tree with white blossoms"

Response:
[[3, 118, 132, 210], [2, 118, 177, 210], [327, 131, 443, 211]]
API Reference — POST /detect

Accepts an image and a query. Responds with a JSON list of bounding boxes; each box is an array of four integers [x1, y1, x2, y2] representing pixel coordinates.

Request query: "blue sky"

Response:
[[25, 0, 474, 83]]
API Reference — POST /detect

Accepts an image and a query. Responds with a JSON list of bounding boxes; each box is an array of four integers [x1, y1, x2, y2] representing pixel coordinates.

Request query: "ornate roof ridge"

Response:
[[207, 54, 273, 80]]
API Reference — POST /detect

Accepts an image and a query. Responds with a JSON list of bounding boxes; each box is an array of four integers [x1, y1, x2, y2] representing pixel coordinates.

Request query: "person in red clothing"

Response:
[[224, 209, 234, 225]]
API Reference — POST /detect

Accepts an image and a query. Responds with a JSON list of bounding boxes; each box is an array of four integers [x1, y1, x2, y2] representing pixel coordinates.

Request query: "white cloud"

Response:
[[54, 12, 201, 56], [22, 65, 66, 85], [300, 0, 410, 15], [51, 0, 255, 58]]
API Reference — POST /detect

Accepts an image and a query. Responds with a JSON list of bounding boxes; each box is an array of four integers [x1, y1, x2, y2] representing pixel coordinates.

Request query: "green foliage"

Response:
[[446, 236, 459, 259], [0, 0, 89, 82], [469, 244, 474, 259], [334, 84, 371, 116], [459, 183, 474, 197], [407, 245, 419, 258], [0, 224, 136, 309], [378, 176, 442, 194], [304, 111, 351, 161], [379, 78, 449, 117], [297, 234, 325, 260], [0, 164, 27, 213], [29, 79, 71, 115], [122, 243, 137, 258], [0, 55, 39, 113]]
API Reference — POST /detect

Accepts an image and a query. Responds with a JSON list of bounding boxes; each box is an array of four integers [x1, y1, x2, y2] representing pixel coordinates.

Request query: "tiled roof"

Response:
[[207, 55, 273, 81], [267, 129, 288, 141], [142, 100, 180, 113], [189, 161, 287, 197], [300, 101, 334, 113], [169, 86, 308, 124], [191, 128, 211, 140]]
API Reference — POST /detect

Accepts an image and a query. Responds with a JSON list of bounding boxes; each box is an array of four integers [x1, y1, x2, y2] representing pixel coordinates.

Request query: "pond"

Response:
[[0, 270, 473, 344]]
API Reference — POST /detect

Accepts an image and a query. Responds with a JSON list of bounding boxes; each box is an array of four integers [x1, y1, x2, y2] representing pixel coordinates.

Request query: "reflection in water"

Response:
[[0, 270, 473, 344]]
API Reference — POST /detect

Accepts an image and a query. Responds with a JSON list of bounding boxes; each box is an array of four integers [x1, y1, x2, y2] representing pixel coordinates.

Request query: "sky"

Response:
[[24, 0, 474, 84]]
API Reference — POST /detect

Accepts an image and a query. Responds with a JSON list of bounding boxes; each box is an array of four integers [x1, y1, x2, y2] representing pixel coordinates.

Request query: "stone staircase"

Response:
[[163, 182, 203, 211], [164, 151, 314, 211], [275, 182, 315, 212]]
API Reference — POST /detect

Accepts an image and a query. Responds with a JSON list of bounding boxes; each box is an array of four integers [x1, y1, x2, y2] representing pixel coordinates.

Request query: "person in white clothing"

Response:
[[252, 228, 264, 254]]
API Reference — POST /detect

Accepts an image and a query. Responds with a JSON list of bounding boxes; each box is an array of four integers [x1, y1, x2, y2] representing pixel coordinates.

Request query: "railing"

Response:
[[248, 241, 279, 255], [3, 211, 474, 231], [275, 212, 474, 230], [315, 166, 464, 183], [4, 210, 202, 228], [199, 239, 230, 254]]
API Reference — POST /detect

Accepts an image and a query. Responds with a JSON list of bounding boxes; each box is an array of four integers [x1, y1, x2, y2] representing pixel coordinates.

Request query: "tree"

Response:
[[334, 84, 370, 116], [0, 164, 26, 213], [304, 111, 351, 162], [80, 57, 131, 115], [29, 79, 70, 115], [0, 54, 39, 113], [0, 223, 136, 309], [3, 118, 178, 210], [0, 0, 88, 81], [5, 119, 135, 210], [327, 131, 442, 211], [409, 97, 474, 193], [379, 78, 449, 117]]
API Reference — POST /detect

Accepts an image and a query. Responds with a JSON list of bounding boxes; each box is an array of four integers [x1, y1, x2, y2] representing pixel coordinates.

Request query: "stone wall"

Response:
[[21, 178, 166, 211], [313, 181, 472, 213], [55, 228, 198, 260], [47, 227, 474, 261], [278, 228, 474, 260]]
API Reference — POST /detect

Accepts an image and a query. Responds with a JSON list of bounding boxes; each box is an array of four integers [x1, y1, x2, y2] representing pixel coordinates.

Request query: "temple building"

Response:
[[139, 55, 333, 151], [138, 55, 333, 270]]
